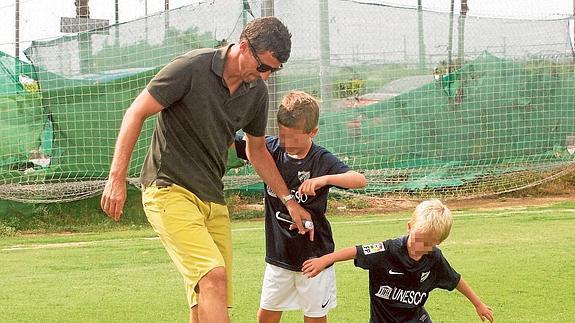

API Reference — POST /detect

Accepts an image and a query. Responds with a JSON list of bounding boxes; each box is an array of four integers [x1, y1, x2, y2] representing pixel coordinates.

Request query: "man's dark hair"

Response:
[[240, 16, 292, 63]]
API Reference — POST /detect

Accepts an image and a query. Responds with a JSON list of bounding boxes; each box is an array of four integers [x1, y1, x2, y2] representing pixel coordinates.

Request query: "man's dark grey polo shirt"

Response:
[[141, 45, 269, 204]]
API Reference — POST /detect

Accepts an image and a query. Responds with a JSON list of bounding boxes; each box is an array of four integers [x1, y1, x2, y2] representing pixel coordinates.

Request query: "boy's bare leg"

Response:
[[195, 267, 230, 323], [257, 308, 282, 323], [304, 316, 327, 323]]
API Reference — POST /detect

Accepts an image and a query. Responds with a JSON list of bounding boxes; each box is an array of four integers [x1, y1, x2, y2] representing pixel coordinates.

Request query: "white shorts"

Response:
[[259, 263, 337, 318]]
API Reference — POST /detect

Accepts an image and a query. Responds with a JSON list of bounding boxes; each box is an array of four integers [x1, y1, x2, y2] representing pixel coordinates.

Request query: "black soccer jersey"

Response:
[[355, 236, 461, 323], [235, 135, 351, 271]]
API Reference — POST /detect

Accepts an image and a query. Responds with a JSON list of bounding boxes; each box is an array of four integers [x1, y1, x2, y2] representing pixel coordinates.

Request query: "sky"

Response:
[[0, 0, 573, 58], [0, 0, 198, 56], [364, 0, 573, 19]]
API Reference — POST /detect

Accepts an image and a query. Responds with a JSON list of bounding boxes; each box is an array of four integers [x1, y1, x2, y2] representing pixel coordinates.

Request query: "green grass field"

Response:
[[1, 201, 574, 322]]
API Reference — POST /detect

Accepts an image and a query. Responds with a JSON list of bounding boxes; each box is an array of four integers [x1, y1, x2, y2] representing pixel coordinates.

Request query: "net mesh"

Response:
[[1, 0, 575, 202]]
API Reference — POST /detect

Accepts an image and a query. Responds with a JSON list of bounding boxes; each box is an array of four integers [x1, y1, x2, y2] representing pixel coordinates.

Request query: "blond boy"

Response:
[[302, 200, 494, 323]]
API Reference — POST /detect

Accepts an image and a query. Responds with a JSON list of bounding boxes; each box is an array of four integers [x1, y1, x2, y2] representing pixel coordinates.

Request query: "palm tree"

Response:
[[572, 0, 575, 64], [74, 0, 90, 18], [74, 0, 92, 73], [458, 0, 468, 66], [447, 0, 454, 73], [417, 0, 426, 72], [242, 0, 255, 27]]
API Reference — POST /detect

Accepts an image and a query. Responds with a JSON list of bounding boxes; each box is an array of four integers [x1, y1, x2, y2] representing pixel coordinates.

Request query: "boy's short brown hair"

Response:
[[277, 91, 320, 133]]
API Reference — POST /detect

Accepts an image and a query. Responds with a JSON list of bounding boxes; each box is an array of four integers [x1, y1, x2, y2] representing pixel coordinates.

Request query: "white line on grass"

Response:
[[1, 238, 159, 251], [2, 209, 574, 251]]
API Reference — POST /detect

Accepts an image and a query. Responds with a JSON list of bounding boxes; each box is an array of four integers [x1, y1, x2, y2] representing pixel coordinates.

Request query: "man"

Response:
[[100, 17, 312, 323]]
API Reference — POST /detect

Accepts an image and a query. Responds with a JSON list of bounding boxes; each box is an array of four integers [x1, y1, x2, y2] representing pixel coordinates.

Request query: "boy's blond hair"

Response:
[[410, 199, 453, 242], [277, 91, 319, 133]]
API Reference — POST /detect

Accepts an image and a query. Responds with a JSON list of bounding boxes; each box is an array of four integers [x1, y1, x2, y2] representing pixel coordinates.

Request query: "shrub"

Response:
[[336, 77, 365, 98]]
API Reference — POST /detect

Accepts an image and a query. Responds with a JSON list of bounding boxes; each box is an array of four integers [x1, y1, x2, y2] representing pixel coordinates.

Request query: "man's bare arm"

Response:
[[101, 89, 164, 220], [244, 134, 314, 240]]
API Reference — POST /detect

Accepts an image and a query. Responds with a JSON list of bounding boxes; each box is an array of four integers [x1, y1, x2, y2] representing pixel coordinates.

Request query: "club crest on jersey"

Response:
[[420, 271, 430, 283], [298, 171, 311, 183], [362, 242, 385, 255]]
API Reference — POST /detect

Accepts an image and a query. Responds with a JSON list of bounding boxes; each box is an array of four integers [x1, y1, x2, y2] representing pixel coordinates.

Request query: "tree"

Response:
[[458, 0, 468, 65], [75, 0, 89, 18], [447, 0, 454, 73], [417, 0, 426, 72]]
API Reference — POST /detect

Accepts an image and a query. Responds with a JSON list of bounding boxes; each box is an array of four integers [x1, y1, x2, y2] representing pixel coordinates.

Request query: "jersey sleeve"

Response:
[[233, 134, 277, 161], [433, 249, 461, 291], [314, 149, 352, 189], [354, 241, 388, 270], [234, 133, 248, 160], [146, 55, 194, 108]]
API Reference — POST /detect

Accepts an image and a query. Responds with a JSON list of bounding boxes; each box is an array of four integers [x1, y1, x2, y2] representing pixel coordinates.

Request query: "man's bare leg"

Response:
[[190, 305, 199, 323], [196, 266, 230, 323]]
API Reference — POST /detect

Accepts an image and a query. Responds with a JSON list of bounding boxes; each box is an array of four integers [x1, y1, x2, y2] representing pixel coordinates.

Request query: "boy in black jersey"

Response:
[[302, 200, 494, 323], [235, 90, 366, 323]]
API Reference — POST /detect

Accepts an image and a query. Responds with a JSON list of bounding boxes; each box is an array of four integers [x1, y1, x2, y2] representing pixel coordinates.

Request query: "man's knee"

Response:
[[189, 306, 199, 323], [199, 266, 227, 291]]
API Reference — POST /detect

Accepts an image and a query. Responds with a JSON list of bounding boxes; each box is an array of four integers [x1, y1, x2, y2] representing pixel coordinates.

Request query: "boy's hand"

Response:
[[476, 303, 494, 322], [301, 256, 328, 278], [298, 177, 328, 196]]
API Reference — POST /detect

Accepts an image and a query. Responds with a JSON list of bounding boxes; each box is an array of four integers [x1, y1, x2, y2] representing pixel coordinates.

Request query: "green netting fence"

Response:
[[1, 0, 574, 202]]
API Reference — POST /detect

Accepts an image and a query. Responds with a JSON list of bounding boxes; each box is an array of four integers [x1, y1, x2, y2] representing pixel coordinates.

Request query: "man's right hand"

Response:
[[100, 177, 127, 221], [286, 201, 314, 241], [100, 89, 163, 222]]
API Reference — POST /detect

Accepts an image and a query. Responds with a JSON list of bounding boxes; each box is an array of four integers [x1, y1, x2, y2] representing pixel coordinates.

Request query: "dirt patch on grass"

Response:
[[339, 173, 575, 214], [234, 192, 575, 217], [444, 194, 575, 211], [329, 192, 575, 216]]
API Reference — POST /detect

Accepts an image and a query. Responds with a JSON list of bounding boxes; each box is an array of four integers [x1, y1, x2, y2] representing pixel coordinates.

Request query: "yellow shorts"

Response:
[[142, 183, 233, 308]]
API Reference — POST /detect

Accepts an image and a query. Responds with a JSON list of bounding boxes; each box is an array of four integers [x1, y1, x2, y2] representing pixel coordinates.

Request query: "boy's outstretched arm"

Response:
[[302, 247, 357, 278], [456, 277, 494, 322], [298, 171, 366, 196]]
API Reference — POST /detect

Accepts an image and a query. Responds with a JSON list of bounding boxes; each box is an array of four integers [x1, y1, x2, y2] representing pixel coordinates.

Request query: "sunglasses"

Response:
[[247, 39, 283, 73]]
